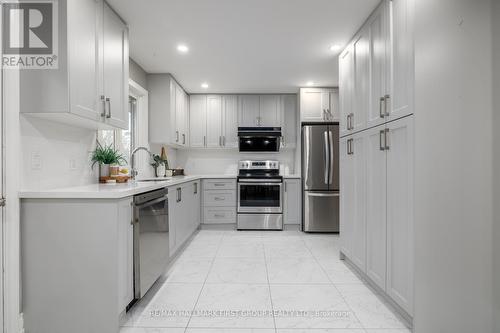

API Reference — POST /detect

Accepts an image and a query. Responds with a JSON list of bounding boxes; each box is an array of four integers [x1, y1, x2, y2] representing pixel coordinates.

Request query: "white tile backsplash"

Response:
[[175, 149, 296, 176], [21, 116, 97, 190]]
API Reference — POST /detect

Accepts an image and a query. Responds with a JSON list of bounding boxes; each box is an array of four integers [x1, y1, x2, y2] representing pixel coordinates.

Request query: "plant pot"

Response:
[[99, 164, 111, 177]]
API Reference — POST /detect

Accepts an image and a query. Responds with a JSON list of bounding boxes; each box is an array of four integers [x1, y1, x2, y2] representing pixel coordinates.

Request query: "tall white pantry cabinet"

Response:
[[339, 0, 415, 318]]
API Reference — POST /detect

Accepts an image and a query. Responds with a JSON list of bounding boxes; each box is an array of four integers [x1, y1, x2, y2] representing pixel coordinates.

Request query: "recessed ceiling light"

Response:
[[330, 44, 342, 52], [177, 44, 189, 53], [306, 81, 314, 86], [201, 82, 209, 89]]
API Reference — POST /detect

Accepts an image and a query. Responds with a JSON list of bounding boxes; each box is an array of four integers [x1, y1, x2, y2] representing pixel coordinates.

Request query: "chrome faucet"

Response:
[[130, 146, 152, 180]]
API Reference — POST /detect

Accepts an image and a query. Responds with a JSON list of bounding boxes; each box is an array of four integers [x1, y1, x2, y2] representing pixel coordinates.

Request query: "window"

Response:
[[97, 96, 137, 168]]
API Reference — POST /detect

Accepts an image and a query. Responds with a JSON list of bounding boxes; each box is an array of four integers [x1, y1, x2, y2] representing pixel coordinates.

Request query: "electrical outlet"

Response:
[[69, 158, 77, 170], [31, 152, 42, 170]]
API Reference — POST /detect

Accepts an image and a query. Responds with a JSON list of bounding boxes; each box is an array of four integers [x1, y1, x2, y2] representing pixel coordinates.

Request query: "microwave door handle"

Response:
[[324, 131, 329, 185], [328, 130, 334, 185]]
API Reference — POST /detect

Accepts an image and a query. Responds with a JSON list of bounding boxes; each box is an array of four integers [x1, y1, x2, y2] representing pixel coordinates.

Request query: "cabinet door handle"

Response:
[[384, 128, 390, 150], [176, 131, 179, 142], [105, 97, 111, 118], [100, 95, 106, 118], [379, 97, 385, 118], [346, 114, 350, 130], [384, 94, 390, 116], [203, 136, 206, 147], [347, 138, 354, 155], [182, 133, 186, 144], [284, 181, 287, 192], [194, 183, 198, 194], [219, 136, 222, 146], [379, 130, 386, 151], [223, 136, 226, 146], [349, 113, 354, 130]]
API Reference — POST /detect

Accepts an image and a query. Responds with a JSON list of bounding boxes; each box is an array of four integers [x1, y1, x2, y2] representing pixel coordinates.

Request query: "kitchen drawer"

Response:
[[203, 179, 236, 191], [203, 191, 236, 207], [203, 207, 236, 224]]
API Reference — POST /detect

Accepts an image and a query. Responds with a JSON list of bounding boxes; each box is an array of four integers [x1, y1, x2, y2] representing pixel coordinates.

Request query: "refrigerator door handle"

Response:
[[324, 131, 329, 184], [307, 192, 340, 197], [328, 130, 334, 185]]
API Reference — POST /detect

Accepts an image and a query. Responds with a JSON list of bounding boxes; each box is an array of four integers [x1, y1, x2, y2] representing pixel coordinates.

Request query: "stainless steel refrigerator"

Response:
[[302, 124, 339, 232]]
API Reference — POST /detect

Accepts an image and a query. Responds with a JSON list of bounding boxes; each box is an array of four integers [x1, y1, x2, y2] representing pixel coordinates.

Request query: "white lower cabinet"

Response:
[[117, 198, 134, 312], [386, 116, 414, 314], [340, 132, 366, 271], [283, 179, 301, 225], [202, 179, 236, 224], [340, 116, 414, 316], [168, 180, 201, 255]]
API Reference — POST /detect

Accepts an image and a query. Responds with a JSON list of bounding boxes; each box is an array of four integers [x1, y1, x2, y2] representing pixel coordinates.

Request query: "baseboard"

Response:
[[283, 224, 301, 231], [200, 223, 236, 230], [340, 251, 413, 329]]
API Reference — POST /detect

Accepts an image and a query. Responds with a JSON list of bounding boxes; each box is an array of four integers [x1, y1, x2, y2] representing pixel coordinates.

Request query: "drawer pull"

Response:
[[213, 183, 225, 187], [214, 197, 225, 201], [214, 214, 225, 218]]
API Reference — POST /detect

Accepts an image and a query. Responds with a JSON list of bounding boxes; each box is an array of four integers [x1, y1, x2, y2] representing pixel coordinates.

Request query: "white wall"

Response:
[[175, 149, 296, 175], [20, 117, 97, 190], [414, 0, 493, 332], [492, 0, 500, 330]]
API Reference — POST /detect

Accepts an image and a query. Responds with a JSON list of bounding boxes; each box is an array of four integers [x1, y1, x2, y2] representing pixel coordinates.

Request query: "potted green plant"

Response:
[[150, 154, 163, 177], [91, 142, 127, 178]]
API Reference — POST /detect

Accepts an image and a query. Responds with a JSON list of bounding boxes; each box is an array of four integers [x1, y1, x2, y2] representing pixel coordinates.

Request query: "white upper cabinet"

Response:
[[189, 95, 207, 148], [238, 95, 282, 127], [206, 96, 223, 147], [222, 95, 239, 148], [238, 95, 260, 127], [368, 1, 390, 129], [299, 88, 338, 123], [259, 95, 281, 127], [353, 28, 370, 133], [148, 75, 189, 147], [339, 44, 355, 137], [102, 2, 129, 129], [281, 95, 297, 149], [20, 0, 129, 130], [388, 0, 414, 121], [339, 0, 414, 135]]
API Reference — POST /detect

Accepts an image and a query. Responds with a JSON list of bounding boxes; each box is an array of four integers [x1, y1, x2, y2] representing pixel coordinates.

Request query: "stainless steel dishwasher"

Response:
[[133, 187, 169, 299]]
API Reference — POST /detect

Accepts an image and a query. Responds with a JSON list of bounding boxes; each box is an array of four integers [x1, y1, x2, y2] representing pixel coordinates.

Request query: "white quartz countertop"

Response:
[[19, 173, 301, 199]]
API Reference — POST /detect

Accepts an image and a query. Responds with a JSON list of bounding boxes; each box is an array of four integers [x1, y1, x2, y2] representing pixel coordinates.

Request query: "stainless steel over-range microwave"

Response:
[[237, 127, 282, 153]]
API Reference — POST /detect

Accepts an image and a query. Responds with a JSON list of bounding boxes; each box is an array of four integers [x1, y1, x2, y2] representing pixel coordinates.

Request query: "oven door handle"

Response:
[[238, 179, 282, 183], [134, 195, 169, 209]]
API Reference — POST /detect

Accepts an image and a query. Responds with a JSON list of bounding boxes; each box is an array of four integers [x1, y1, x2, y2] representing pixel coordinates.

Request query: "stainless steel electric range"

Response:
[[237, 160, 283, 230]]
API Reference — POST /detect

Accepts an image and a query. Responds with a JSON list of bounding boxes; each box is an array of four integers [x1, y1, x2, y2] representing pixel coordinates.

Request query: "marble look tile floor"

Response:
[[121, 230, 412, 333]]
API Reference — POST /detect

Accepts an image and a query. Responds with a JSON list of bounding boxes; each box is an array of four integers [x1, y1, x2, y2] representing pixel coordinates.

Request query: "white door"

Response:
[[350, 132, 367, 271], [365, 124, 387, 290], [353, 29, 369, 133], [68, 0, 101, 122], [175, 85, 186, 146], [300, 88, 325, 122], [189, 95, 207, 148], [339, 44, 354, 137], [102, 2, 129, 130], [368, 1, 389, 128], [206, 96, 222, 147], [388, 0, 414, 121], [282, 95, 297, 148], [386, 116, 414, 315], [283, 179, 301, 225], [339, 136, 353, 256], [238, 95, 260, 127], [259, 95, 281, 127], [222, 95, 238, 148]]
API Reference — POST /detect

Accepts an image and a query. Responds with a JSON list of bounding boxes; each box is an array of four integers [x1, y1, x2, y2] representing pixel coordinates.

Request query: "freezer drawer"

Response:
[[303, 191, 339, 232]]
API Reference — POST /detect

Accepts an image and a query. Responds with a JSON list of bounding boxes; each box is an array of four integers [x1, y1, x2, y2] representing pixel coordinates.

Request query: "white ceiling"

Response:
[[107, 0, 379, 93]]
